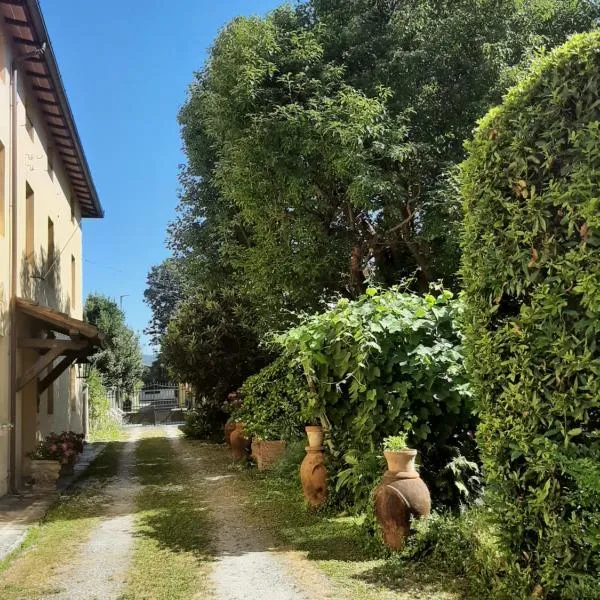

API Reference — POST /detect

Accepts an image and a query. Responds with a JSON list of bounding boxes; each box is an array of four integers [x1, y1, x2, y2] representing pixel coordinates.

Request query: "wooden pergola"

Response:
[[16, 298, 104, 394]]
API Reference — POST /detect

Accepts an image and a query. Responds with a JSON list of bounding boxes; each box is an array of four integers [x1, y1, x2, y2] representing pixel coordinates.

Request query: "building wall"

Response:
[[0, 21, 85, 496]]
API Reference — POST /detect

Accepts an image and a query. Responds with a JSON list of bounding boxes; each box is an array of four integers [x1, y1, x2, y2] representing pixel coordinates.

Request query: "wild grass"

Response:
[[120, 435, 214, 600]]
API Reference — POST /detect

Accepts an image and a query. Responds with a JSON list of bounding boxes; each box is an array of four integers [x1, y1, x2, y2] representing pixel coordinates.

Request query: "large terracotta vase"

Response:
[[252, 440, 287, 470], [229, 423, 251, 460], [224, 420, 237, 447], [305, 425, 324, 449], [374, 449, 430, 551], [30, 459, 61, 491], [300, 446, 327, 507]]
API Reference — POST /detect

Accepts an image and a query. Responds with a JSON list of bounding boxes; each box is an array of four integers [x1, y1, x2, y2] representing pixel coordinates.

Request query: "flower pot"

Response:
[[300, 446, 327, 507], [30, 459, 61, 490], [224, 420, 237, 446], [229, 423, 251, 460], [252, 440, 287, 471], [384, 449, 418, 478], [305, 425, 324, 449]]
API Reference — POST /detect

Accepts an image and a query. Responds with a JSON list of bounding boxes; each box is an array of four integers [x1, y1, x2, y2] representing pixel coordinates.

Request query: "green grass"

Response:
[[119, 435, 214, 600], [234, 452, 471, 600], [0, 442, 123, 599], [88, 421, 125, 442]]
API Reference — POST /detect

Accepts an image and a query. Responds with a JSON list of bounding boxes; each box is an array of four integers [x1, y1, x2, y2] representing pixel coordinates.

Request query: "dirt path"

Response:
[[40, 428, 141, 600], [175, 435, 340, 600]]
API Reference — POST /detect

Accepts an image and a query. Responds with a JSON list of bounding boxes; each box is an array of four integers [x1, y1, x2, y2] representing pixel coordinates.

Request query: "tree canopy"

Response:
[[84, 293, 144, 393]]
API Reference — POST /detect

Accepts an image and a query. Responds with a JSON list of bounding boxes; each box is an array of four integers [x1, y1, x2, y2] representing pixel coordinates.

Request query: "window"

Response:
[[47, 149, 54, 181], [25, 111, 34, 141], [0, 142, 5, 237], [47, 380, 54, 415], [47, 217, 54, 261], [69, 366, 76, 412], [70, 194, 75, 222], [71, 255, 76, 309], [25, 183, 34, 265]]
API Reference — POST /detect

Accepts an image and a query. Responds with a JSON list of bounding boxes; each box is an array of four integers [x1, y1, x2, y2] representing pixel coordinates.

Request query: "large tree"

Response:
[[84, 294, 144, 393], [171, 0, 599, 335]]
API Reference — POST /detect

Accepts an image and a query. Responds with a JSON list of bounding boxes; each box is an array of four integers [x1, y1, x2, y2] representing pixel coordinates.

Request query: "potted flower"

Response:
[[383, 434, 418, 477], [28, 440, 62, 490]]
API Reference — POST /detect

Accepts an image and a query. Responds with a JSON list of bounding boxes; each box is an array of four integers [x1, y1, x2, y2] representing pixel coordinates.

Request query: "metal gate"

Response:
[[109, 383, 183, 414]]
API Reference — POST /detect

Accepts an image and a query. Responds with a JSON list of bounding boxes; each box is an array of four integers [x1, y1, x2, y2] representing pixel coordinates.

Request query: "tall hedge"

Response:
[[460, 32, 600, 599]]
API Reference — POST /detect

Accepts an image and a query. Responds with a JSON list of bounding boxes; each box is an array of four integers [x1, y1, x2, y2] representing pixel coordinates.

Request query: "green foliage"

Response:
[[87, 368, 122, 441], [278, 286, 476, 509], [334, 449, 384, 513], [234, 356, 307, 441], [383, 434, 409, 451], [161, 290, 269, 402], [143, 259, 185, 347], [179, 402, 228, 442], [84, 294, 144, 393], [460, 31, 600, 598]]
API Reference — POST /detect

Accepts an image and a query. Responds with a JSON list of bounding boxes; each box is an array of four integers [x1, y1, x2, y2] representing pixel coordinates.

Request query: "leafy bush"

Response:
[[460, 31, 600, 598], [234, 355, 307, 441], [87, 368, 121, 439], [278, 286, 477, 510], [383, 434, 409, 451], [179, 401, 228, 442]]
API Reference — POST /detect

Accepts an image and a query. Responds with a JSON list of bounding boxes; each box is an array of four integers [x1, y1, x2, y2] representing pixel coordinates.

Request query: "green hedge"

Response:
[[460, 31, 600, 599], [234, 355, 308, 441]]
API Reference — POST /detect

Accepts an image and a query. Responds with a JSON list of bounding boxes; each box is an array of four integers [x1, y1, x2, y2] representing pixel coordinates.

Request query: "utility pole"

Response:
[[119, 294, 129, 311]]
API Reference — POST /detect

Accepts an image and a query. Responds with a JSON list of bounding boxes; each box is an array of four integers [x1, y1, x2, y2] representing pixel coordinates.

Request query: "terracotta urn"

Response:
[[305, 425, 324, 449], [252, 440, 287, 471], [374, 449, 431, 551], [383, 449, 418, 478], [229, 423, 251, 460], [224, 420, 237, 446], [30, 459, 61, 490], [300, 446, 327, 507]]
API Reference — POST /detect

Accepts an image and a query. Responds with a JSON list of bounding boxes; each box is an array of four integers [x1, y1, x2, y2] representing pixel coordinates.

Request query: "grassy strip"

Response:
[[234, 446, 470, 600], [120, 434, 213, 600], [0, 441, 123, 599]]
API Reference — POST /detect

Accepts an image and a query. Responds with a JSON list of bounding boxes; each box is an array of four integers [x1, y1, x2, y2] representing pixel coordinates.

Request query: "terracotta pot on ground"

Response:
[[252, 440, 287, 471], [229, 423, 251, 460], [305, 425, 324, 449], [30, 459, 61, 490], [224, 420, 237, 446], [300, 446, 327, 507], [374, 449, 430, 551]]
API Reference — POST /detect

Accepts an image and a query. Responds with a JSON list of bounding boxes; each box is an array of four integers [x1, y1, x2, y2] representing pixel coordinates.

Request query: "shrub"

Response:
[[179, 401, 227, 441], [460, 31, 600, 598], [278, 286, 477, 510], [87, 368, 121, 439], [234, 355, 307, 441]]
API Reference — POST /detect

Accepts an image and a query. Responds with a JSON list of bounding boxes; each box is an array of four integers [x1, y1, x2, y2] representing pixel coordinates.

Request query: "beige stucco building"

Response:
[[0, 0, 103, 497]]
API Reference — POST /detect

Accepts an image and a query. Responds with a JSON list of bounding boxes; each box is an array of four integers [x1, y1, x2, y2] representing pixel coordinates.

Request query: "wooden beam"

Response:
[[4, 17, 28, 27], [13, 36, 39, 47], [37, 98, 58, 107], [37, 353, 78, 395], [25, 70, 49, 79], [17, 345, 64, 391], [17, 339, 90, 390], [19, 338, 89, 351]]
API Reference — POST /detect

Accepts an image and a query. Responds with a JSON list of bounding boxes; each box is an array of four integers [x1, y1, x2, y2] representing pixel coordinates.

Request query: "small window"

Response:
[[47, 150, 54, 181], [0, 142, 5, 237], [69, 366, 76, 412], [71, 254, 76, 309], [25, 183, 34, 265], [47, 217, 54, 261], [25, 111, 34, 141]]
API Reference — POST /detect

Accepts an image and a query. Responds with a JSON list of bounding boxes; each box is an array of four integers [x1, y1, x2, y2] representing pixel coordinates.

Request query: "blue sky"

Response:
[[40, 0, 283, 354]]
